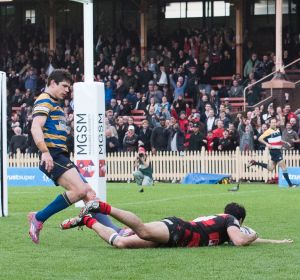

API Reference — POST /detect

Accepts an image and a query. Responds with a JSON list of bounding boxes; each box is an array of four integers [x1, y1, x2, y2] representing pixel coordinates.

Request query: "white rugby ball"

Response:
[[240, 226, 256, 235]]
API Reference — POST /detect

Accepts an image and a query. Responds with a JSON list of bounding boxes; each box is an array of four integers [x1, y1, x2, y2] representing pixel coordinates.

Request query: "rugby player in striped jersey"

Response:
[[247, 118, 297, 188], [28, 69, 119, 244]]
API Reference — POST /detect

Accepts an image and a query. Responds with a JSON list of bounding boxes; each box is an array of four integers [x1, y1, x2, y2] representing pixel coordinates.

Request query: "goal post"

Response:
[[0, 71, 8, 217], [73, 82, 106, 202]]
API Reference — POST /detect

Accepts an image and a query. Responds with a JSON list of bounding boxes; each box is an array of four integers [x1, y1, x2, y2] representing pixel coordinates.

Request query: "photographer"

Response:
[[132, 146, 153, 192]]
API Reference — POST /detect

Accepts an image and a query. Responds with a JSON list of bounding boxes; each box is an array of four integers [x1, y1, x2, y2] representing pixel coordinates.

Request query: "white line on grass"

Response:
[[117, 189, 274, 207]]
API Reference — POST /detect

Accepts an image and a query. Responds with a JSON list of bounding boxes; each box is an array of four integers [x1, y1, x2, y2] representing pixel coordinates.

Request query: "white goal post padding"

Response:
[[0, 71, 8, 217], [74, 81, 106, 204]]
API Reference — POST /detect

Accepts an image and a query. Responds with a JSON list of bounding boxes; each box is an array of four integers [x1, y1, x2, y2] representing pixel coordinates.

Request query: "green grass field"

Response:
[[1, 183, 300, 280]]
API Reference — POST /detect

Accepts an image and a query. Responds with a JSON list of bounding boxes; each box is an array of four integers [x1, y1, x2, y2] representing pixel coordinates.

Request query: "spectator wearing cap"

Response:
[[127, 116, 140, 134], [133, 146, 153, 192], [150, 116, 168, 154], [188, 123, 206, 151], [167, 122, 185, 152], [123, 125, 139, 152]]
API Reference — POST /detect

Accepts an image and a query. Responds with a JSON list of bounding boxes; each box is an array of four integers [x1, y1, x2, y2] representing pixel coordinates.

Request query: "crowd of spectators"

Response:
[[1, 24, 300, 155]]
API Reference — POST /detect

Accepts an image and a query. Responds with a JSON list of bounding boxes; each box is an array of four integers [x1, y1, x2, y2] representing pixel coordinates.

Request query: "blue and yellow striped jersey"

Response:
[[32, 93, 68, 152], [259, 128, 282, 149]]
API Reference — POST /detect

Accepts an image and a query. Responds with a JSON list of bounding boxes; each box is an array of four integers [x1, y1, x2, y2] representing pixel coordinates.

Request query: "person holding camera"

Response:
[[133, 146, 153, 192]]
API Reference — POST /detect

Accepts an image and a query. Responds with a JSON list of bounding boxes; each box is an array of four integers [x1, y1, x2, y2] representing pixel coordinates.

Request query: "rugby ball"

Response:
[[240, 226, 256, 235]]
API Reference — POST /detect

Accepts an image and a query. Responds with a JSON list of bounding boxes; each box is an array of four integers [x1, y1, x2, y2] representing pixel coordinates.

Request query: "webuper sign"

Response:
[[74, 82, 106, 201], [279, 167, 300, 187], [7, 168, 54, 187]]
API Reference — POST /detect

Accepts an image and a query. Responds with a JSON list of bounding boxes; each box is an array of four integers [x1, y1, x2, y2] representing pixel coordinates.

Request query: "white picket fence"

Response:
[[8, 148, 300, 182]]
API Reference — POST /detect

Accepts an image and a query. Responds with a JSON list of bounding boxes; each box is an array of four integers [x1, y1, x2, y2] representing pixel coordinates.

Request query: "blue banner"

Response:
[[279, 167, 300, 187], [8, 168, 55, 187], [182, 173, 230, 184]]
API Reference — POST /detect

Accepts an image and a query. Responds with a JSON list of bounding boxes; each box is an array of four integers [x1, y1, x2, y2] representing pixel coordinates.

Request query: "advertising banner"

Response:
[[8, 168, 54, 187], [279, 168, 300, 187]]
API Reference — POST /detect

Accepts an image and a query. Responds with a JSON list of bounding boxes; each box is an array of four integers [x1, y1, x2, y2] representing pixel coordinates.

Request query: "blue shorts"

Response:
[[269, 149, 283, 163], [39, 148, 87, 186]]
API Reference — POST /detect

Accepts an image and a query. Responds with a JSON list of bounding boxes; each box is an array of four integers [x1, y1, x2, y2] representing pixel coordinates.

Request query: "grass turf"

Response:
[[1, 183, 300, 280]]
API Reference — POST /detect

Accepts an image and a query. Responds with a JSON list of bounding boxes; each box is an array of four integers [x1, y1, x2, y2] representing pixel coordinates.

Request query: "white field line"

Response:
[[117, 189, 275, 207]]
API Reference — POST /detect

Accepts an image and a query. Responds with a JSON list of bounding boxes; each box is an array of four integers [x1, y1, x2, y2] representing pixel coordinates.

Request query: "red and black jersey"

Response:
[[161, 214, 240, 247]]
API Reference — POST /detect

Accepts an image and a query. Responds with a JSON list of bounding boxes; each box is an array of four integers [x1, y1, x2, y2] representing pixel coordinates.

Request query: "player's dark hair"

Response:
[[224, 202, 246, 222], [47, 69, 72, 86]]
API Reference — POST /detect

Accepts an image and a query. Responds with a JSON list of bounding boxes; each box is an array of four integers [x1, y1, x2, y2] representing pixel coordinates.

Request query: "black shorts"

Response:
[[161, 216, 191, 247], [39, 148, 87, 186], [270, 149, 283, 163]]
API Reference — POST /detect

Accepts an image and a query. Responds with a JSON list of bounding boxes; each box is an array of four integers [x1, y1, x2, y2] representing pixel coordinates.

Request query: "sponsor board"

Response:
[[7, 168, 54, 187], [279, 167, 300, 187]]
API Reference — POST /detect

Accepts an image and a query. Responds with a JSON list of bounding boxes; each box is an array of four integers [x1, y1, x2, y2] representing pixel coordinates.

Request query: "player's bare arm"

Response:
[[253, 238, 293, 244], [227, 226, 258, 246], [31, 115, 54, 173]]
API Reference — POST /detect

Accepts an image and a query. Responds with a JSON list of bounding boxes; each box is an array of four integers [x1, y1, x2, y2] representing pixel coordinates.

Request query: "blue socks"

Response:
[[283, 172, 293, 187], [36, 193, 72, 223], [92, 213, 121, 233]]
